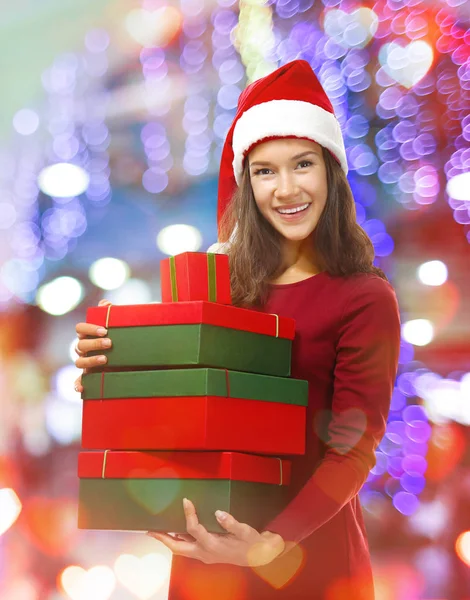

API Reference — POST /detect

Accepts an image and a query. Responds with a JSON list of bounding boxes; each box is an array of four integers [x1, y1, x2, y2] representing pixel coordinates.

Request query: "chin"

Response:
[[274, 225, 317, 242]]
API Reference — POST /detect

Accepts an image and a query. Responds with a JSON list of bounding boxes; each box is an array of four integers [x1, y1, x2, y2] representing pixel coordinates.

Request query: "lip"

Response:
[[275, 202, 311, 222]]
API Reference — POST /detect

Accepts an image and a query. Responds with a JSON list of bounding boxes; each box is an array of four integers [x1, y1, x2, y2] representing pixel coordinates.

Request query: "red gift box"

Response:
[[78, 451, 291, 484], [81, 395, 306, 455], [86, 300, 294, 340], [160, 252, 231, 304]]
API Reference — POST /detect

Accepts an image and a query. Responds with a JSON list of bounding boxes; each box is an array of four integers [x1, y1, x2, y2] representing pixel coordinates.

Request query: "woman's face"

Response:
[[248, 138, 328, 244]]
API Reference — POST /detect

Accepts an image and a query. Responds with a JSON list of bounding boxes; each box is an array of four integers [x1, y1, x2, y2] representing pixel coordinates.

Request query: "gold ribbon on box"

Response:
[[267, 313, 279, 338], [102, 449, 110, 478], [105, 303, 113, 328], [169, 253, 218, 302]]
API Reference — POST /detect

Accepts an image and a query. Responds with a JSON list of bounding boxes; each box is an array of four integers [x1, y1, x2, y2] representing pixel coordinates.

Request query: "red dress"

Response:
[[168, 271, 401, 600]]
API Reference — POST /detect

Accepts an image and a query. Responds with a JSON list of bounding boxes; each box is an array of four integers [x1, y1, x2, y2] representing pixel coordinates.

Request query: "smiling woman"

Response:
[[74, 59, 401, 600]]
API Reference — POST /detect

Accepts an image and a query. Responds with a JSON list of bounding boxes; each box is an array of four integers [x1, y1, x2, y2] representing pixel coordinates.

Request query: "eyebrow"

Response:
[[249, 151, 320, 168]]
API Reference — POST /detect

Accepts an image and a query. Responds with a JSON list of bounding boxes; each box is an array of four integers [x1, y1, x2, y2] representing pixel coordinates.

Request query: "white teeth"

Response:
[[277, 203, 310, 214]]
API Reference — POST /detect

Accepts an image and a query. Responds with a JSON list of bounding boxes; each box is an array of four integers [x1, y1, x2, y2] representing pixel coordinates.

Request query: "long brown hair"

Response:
[[219, 145, 388, 308]]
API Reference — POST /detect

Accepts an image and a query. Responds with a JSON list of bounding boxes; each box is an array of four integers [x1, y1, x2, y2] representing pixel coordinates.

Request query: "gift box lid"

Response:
[[78, 451, 291, 485], [86, 301, 294, 340], [82, 367, 308, 405]]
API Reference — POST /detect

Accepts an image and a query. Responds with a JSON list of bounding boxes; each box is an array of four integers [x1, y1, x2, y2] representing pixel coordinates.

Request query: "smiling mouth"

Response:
[[276, 203, 311, 215]]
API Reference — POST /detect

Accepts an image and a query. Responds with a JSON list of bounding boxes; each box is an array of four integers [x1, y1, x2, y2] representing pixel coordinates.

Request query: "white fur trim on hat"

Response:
[[232, 99, 348, 185], [207, 224, 238, 254]]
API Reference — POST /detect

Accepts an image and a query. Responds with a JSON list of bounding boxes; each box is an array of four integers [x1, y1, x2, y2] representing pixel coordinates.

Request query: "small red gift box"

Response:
[[81, 394, 306, 455], [160, 252, 231, 304]]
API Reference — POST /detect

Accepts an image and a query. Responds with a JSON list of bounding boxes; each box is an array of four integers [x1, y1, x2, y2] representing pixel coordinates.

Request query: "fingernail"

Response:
[[98, 356, 107, 363], [215, 510, 227, 521], [97, 327, 107, 336], [102, 339, 111, 347], [183, 498, 189, 510]]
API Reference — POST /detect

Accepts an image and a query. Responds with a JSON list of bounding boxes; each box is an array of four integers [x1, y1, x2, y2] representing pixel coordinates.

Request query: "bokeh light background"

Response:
[[0, 0, 470, 598]]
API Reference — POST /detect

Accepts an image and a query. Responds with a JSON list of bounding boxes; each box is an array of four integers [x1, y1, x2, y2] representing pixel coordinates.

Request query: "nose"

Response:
[[274, 171, 299, 200]]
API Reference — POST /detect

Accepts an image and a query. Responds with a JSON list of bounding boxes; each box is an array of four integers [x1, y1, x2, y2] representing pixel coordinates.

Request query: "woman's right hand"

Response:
[[74, 299, 113, 394]]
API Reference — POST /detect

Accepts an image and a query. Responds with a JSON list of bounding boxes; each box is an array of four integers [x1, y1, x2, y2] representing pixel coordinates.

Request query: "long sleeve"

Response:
[[264, 276, 401, 545]]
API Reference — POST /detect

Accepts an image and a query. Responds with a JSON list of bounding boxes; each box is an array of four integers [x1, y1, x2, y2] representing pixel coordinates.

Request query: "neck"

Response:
[[278, 235, 320, 275]]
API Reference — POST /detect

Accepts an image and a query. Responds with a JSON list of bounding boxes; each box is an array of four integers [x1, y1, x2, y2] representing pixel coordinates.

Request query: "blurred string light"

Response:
[[36, 276, 84, 316], [211, 0, 243, 168], [180, 0, 212, 178], [137, 1, 172, 196], [417, 260, 448, 286], [323, 8, 379, 50], [435, 5, 470, 243], [88, 257, 130, 290], [0, 488, 22, 535], [41, 52, 88, 263], [83, 29, 112, 209], [157, 224, 203, 255], [233, 0, 276, 83]]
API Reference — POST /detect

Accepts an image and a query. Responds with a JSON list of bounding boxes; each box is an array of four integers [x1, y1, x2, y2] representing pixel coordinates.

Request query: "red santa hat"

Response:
[[208, 59, 348, 252]]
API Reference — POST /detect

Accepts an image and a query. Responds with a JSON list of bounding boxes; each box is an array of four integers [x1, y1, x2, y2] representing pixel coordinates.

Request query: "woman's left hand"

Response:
[[147, 498, 285, 567]]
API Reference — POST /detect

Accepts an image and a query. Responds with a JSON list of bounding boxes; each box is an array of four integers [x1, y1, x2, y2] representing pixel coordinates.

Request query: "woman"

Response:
[[74, 60, 401, 599]]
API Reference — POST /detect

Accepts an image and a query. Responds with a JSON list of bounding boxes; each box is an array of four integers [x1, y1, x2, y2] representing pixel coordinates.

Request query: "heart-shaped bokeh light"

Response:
[[114, 553, 171, 599], [60, 565, 115, 600], [379, 40, 434, 89]]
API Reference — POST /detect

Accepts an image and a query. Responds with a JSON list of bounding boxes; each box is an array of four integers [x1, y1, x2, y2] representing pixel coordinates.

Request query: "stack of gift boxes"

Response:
[[78, 252, 308, 533]]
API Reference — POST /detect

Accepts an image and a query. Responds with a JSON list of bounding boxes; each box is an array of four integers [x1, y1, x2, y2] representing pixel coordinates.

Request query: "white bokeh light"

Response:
[[157, 224, 203, 255], [13, 109, 40, 136], [36, 276, 84, 316], [446, 172, 470, 201], [38, 163, 90, 198], [54, 364, 83, 404], [417, 260, 448, 286], [0, 488, 22, 536], [45, 394, 82, 445], [401, 319, 434, 347], [89, 258, 130, 290], [106, 278, 154, 305]]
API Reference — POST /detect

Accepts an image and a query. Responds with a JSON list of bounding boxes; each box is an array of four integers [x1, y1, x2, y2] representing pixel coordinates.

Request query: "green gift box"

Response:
[[82, 367, 308, 404], [78, 451, 290, 533], [88, 324, 292, 377]]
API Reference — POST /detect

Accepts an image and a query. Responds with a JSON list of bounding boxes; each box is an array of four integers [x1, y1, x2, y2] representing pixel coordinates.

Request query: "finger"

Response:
[[146, 532, 197, 557], [75, 354, 108, 370], [76, 336, 112, 356], [215, 511, 256, 542], [98, 299, 112, 307], [76, 322, 108, 340], [74, 376, 83, 394], [183, 498, 215, 549]]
